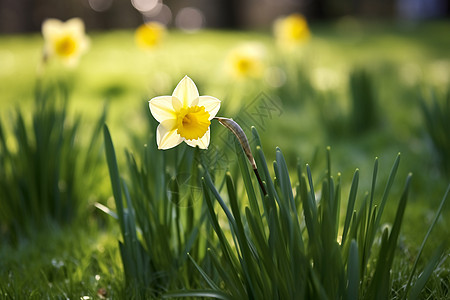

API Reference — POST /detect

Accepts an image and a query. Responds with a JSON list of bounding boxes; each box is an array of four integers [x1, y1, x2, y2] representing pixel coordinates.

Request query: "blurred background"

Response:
[[1, 0, 449, 33]]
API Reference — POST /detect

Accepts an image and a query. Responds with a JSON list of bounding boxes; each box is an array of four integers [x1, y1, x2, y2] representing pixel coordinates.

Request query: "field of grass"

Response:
[[0, 19, 449, 298]]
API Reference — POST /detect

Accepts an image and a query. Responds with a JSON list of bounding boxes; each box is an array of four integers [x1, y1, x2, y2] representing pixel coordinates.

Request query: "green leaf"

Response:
[[187, 253, 220, 290], [235, 138, 263, 230], [403, 184, 450, 299], [368, 173, 412, 299], [347, 240, 359, 300], [162, 289, 233, 300], [225, 172, 262, 298], [201, 179, 242, 289], [408, 245, 445, 300], [342, 169, 359, 245], [374, 153, 400, 233], [103, 124, 125, 234]]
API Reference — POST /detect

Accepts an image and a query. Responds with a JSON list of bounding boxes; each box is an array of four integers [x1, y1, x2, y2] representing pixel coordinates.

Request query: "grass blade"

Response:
[[408, 245, 445, 300], [403, 184, 450, 299], [162, 289, 233, 300], [342, 169, 359, 245], [347, 240, 359, 300], [103, 124, 125, 234]]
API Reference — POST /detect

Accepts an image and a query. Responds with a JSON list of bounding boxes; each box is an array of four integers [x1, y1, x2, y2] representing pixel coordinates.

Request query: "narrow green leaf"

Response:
[[333, 173, 342, 240], [368, 173, 412, 300], [225, 172, 262, 299], [162, 289, 233, 300], [187, 253, 220, 290], [403, 184, 450, 299], [310, 267, 330, 300], [347, 240, 359, 300], [207, 247, 246, 299], [201, 179, 241, 284], [306, 164, 318, 219], [94, 202, 118, 219], [203, 171, 237, 232], [256, 146, 279, 207], [366, 227, 390, 299], [275, 148, 296, 212], [342, 169, 359, 245], [103, 124, 125, 234], [235, 138, 264, 231], [374, 153, 400, 232], [408, 245, 445, 300]]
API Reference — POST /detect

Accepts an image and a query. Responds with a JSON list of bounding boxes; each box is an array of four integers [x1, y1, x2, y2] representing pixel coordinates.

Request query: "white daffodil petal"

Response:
[[42, 19, 63, 39], [79, 36, 90, 53], [65, 18, 85, 35], [190, 97, 199, 107], [172, 76, 199, 107], [198, 96, 221, 120], [172, 96, 182, 112], [156, 124, 184, 150], [185, 129, 210, 149], [149, 96, 177, 123], [159, 118, 177, 131]]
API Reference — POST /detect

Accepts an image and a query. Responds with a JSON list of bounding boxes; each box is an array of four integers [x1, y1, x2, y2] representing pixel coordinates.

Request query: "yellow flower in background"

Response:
[[274, 13, 310, 50], [135, 22, 166, 50], [149, 76, 221, 150], [227, 43, 265, 79], [42, 18, 89, 66]]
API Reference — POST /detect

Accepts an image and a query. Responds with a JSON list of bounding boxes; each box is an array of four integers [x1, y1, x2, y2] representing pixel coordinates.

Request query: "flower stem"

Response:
[[215, 117, 267, 196]]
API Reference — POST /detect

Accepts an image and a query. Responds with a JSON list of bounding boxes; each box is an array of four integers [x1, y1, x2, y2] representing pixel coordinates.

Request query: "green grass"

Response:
[[0, 220, 125, 298], [0, 20, 449, 298]]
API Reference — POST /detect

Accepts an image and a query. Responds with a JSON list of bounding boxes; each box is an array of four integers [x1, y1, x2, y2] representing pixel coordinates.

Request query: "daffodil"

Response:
[[42, 18, 89, 66], [135, 22, 166, 50], [226, 43, 265, 79], [149, 76, 220, 149], [274, 13, 310, 50]]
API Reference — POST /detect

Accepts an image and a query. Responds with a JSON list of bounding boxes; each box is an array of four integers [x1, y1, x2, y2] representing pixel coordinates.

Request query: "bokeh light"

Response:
[[265, 67, 287, 88], [88, 0, 113, 12], [131, 0, 160, 13], [142, 4, 172, 26], [175, 7, 205, 32], [311, 67, 344, 91]]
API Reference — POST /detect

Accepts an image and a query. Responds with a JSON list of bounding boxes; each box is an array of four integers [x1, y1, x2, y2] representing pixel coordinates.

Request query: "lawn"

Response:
[[0, 19, 449, 299]]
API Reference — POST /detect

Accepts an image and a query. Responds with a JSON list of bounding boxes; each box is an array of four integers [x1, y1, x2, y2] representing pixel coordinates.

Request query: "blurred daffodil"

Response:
[[149, 76, 220, 149], [42, 18, 89, 66], [135, 22, 166, 50], [274, 13, 310, 50], [226, 43, 266, 79]]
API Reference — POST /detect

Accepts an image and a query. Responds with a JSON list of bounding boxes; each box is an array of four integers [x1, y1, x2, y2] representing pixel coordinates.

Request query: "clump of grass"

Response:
[[164, 127, 448, 299], [103, 124, 211, 298], [420, 87, 450, 177], [0, 223, 124, 299], [0, 81, 106, 244]]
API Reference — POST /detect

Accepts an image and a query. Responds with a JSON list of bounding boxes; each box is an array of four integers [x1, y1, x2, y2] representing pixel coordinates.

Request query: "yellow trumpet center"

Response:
[[54, 35, 78, 57], [233, 55, 261, 78], [286, 16, 309, 41], [136, 23, 164, 49], [176, 106, 210, 140], [289, 25, 306, 40], [236, 58, 251, 74]]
